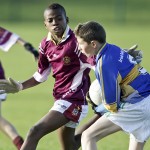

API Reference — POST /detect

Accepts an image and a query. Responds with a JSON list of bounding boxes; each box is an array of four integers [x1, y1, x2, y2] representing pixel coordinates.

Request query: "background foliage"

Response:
[[0, 0, 150, 149]]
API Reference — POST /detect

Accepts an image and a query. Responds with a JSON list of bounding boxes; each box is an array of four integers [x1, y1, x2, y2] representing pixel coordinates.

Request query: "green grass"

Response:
[[0, 22, 150, 150], [0, 1, 150, 148]]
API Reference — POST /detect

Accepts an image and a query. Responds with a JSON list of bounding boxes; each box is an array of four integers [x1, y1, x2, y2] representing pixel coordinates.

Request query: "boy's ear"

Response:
[[91, 41, 97, 48], [44, 22, 47, 29], [66, 17, 69, 23]]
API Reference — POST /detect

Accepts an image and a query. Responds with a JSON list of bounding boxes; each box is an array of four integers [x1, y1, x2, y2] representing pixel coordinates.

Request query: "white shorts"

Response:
[[0, 93, 7, 101], [51, 99, 88, 128], [105, 95, 150, 142]]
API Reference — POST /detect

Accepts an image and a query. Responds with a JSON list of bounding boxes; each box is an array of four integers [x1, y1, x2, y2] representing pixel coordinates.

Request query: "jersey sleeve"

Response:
[[33, 41, 51, 82], [0, 27, 19, 52], [97, 55, 121, 113]]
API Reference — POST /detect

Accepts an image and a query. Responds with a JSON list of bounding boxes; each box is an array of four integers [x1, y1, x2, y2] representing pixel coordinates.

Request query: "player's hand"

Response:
[[94, 104, 108, 115], [0, 78, 23, 94], [125, 44, 143, 64], [86, 92, 97, 109], [86, 92, 107, 116], [86, 92, 101, 115], [24, 42, 39, 60]]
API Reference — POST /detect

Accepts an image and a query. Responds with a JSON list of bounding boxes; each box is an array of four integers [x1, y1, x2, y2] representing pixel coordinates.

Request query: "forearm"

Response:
[[16, 38, 26, 46], [21, 77, 40, 90], [17, 38, 39, 60]]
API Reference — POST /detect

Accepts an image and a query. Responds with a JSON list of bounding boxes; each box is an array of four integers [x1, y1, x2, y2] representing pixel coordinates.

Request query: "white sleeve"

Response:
[[0, 33, 19, 52], [33, 66, 51, 82], [0, 93, 7, 100]]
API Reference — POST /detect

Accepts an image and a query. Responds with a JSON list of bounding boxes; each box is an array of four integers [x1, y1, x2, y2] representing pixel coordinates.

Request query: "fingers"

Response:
[[8, 77, 18, 86], [0, 78, 21, 93], [129, 44, 138, 50], [0, 79, 9, 84], [0, 80, 10, 92], [8, 78, 23, 91], [137, 50, 143, 57]]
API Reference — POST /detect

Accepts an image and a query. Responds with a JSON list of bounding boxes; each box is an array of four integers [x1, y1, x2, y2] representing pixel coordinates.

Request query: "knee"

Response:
[[27, 125, 41, 139], [81, 130, 91, 144]]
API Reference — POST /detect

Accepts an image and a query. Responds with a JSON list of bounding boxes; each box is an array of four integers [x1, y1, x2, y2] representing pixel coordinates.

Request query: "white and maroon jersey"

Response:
[[0, 62, 7, 100], [0, 62, 5, 79], [33, 26, 94, 105], [0, 27, 19, 52]]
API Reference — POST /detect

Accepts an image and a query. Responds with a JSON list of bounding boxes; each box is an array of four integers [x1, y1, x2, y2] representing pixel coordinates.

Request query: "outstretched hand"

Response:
[[125, 44, 143, 64], [0, 78, 23, 94]]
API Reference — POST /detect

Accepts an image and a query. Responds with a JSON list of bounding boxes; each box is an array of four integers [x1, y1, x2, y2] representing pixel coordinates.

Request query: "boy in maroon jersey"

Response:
[[0, 62, 24, 150], [0, 3, 93, 150], [0, 27, 38, 149], [0, 27, 39, 150], [0, 27, 38, 150], [0, 3, 142, 150]]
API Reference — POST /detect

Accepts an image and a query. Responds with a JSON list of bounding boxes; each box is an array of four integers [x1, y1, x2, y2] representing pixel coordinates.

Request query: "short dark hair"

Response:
[[46, 3, 67, 17], [74, 21, 106, 44], [44, 3, 69, 23]]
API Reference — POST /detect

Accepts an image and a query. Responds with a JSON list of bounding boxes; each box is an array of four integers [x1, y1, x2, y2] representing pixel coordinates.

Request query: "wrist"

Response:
[[18, 82, 23, 91]]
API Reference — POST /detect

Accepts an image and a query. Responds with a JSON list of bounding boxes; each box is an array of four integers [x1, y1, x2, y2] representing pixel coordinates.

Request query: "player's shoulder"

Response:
[[105, 43, 123, 60], [39, 37, 54, 54], [107, 43, 121, 53], [64, 30, 78, 54], [99, 43, 121, 68], [67, 29, 77, 45], [40, 37, 49, 46]]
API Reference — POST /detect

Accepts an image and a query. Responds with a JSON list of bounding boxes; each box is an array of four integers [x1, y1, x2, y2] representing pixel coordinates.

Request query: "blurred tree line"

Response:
[[0, 0, 150, 24]]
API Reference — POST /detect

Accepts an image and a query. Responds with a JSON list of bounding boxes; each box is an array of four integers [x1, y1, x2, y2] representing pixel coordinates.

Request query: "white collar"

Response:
[[46, 25, 70, 44]]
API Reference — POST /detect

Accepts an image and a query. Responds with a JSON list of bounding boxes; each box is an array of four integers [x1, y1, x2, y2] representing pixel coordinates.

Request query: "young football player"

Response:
[[74, 21, 150, 150], [0, 27, 38, 149], [0, 62, 24, 150], [0, 4, 143, 150], [0, 3, 94, 150], [74, 45, 143, 150]]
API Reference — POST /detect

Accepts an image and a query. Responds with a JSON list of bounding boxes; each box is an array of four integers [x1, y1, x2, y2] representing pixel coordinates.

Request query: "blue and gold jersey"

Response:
[[95, 43, 150, 112]]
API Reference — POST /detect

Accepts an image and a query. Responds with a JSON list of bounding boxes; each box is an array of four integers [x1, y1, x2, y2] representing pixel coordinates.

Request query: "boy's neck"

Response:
[[52, 35, 63, 45], [96, 43, 105, 55]]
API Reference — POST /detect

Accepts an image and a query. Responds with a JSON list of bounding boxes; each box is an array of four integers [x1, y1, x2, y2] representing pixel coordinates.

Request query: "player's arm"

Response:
[[0, 26, 39, 60], [98, 56, 120, 113], [21, 77, 40, 90], [17, 38, 39, 60], [0, 52, 51, 94]]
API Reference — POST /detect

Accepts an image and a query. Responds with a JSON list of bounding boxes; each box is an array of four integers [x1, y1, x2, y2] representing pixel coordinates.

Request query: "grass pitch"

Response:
[[0, 2, 150, 148]]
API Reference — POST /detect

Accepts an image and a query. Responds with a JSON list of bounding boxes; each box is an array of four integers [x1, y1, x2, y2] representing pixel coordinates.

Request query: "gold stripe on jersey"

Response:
[[120, 64, 140, 85], [120, 64, 140, 98], [104, 103, 117, 112]]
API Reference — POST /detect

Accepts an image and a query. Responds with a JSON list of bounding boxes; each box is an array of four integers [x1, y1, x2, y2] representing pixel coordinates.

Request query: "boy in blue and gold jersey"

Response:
[[75, 21, 150, 150]]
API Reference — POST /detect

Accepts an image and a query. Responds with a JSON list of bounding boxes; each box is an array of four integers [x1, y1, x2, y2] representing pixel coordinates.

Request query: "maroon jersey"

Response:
[[0, 27, 19, 52], [0, 62, 5, 79], [33, 27, 94, 105]]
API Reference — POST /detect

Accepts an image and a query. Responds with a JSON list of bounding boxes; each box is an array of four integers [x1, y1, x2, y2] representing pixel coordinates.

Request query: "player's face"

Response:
[[44, 9, 67, 38], [76, 36, 96, 57]]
